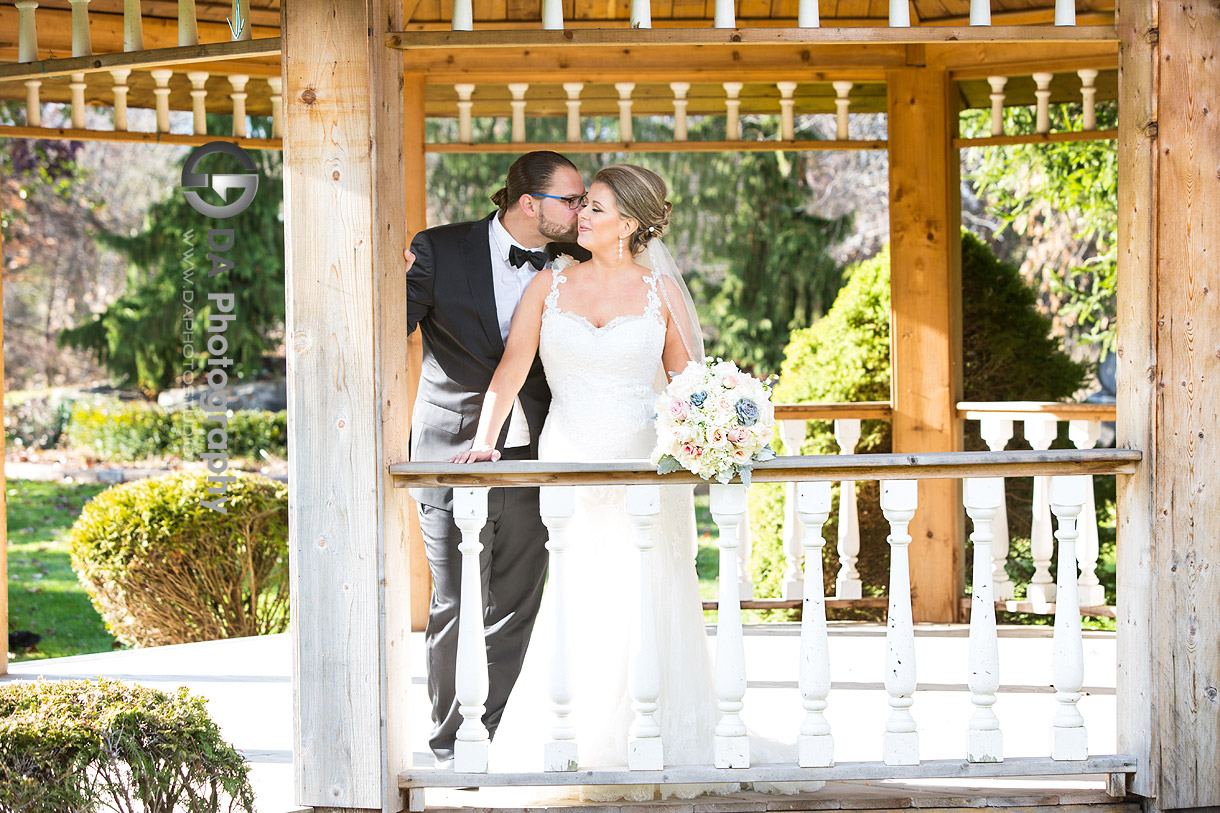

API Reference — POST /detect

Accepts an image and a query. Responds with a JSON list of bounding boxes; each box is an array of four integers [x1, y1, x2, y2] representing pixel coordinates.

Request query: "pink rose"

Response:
[[716, 397, 733, 412], [727, 428, 748, 444], [732, 448, 751, 463], [710, 427, 727, 445], [681, 442, 703, 458], [723, 373, 740, 388], [668, 398, 688, 420]]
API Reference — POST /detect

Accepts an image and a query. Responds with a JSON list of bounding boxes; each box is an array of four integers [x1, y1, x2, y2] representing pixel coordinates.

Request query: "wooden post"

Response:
[[1, 167, 8, 677], [283, 0, 410, 806], [886, 66, 963, 623], [1117, 0, 1220, 808]]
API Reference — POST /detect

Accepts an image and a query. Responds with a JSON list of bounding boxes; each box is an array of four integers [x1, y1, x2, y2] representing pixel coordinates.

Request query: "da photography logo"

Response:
[[182, 142, 260, 513]]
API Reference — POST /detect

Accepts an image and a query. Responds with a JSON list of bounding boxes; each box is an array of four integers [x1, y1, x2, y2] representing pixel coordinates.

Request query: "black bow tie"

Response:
[[509, 245, 548, 271]]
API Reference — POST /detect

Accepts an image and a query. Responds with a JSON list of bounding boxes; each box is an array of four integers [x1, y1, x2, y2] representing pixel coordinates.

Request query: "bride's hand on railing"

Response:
[[451, 445, 501, 464]]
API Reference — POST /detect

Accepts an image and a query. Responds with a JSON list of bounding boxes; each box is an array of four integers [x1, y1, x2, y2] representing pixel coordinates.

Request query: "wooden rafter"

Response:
[[0, 39, 281, 83]]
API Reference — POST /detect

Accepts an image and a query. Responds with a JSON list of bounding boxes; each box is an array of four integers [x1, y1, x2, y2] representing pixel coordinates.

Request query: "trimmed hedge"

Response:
[[0, 678, 254, 813], [69, 471, 290, 648]]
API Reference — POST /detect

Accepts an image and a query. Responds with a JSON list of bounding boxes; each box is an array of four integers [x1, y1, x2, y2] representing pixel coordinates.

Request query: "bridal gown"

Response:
[[487, 264, 821, 801]]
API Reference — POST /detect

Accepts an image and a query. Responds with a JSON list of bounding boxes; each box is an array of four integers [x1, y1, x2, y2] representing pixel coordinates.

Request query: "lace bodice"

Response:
[[538, 264, 666, 461]]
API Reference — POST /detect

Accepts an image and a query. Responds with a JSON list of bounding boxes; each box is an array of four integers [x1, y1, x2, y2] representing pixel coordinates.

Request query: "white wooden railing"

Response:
[[389, 449, 1137, 802]]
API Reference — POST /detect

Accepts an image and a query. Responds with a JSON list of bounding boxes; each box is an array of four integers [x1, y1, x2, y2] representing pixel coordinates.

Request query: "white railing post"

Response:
[[737, 508, 755, 601], [1078, 69, 1098, 131], [123, 0, 144, 51], [24, 80, 42, 127], [670, 82, 690, 142], [69, 0, 92, 56], [16, 0, 39, 63], [229, 74, 249, 138], [965, 477, 1004, 764], [798, 0, 819, 27], [834, 419, 862, 599], [1055, 0, 1075, 26], [188, 71, 209, 136], [777, 82, 797, 141], [179, 0, 199, 45], [889, 0, 910, 27], [979, 417, 1015, 601], [626, 484, 664, 770], [780, 419, 808, 600], [540, 486, 578, 771], [111, 69, 132, 132], [714, 0, 735, 28], [563, 83, 582, 143], [542, 0, 564, 30], [455, 84, 475, 144], [508, 83, 529, 143], [796, 481, 834, 767], [1025, 416, 1058, 604], [452, 487, 491, 772], [630, 0, 651, 29], [833, 82, 852, 140], [452, 0, 473, 31], [1069, 420, 1104, 606], [723, 82, 742, 141], [1033, 72, 1054, 135], [711, 483, 750, 768], [616, 83, 635, 143], [267, 76, 283, 138], [1049, 475, 1089, 761], [69, 73, 87, 129], [969, 0, 990, 25], [987, 76, 1008, 137], [881, 479, 919, 766], [151, 69, 174, 134]]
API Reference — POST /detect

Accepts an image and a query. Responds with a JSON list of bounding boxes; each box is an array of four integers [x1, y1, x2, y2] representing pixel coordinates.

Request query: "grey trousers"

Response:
[[417, 468, 549, 763]]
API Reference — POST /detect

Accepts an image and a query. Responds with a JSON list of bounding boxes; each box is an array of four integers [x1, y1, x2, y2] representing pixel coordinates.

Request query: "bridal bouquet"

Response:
[[651, 358, 777, 485]]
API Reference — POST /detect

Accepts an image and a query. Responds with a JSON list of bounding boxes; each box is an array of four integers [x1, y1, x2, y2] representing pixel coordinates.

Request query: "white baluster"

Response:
[[452, 0, 473, 30], [151, 69, 174, 134], [15, 0, 39, 63], [455, 84, 475, 144], [1049, 475, 1089, 760], [123, 0, 144, 51], [881, 480, 919, 766], [179, 0, 199, 46], [631, 0, 651, 28], [711, 483, 749, 768], [670, 82, 690, 142], [979, 417, 1015, 601], [615, 83, 635, 143], [798, 0, 819, 27], [1069, 420, 1104, 606], [69, 0, 92, 56], [714, 0, 735, 28], [723, 82, 742, 141], [1025, 416, 1058, 604], [965, 477, 1004, 763], [1055, 0, 1075, 26], [453, 487, 491, 772], [542, 0, 564, 29], [541, 486, 578, 771], [834, 419, 862, 599], [229, 74, 249, 138], [737, 506, 755, 601], [69, 73, 87, 129], [267, 76, 283, 138], [187, 71, 209, 136], [889, 0, 910, 27], [777, 82, 797, 141], [231, 0, 251, 40], [508, 83, 528, 143], [1078, 69, 1098, 131], [24, 80, 42, 128], [987, 76, 1008, 137], [111, 68, 132, 132], [797, 481, 834, 767], [626, 485, 664, 770], [1033, 73, 1054, 135], [832, 82, 852, 140], [780, 419, 807, 600], [969, 0, 989, 25], [563, 83, 582, 143]]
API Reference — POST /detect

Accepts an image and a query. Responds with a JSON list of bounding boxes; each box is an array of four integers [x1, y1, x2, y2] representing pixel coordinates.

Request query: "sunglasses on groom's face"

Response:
[[530, 193, 588, 210]]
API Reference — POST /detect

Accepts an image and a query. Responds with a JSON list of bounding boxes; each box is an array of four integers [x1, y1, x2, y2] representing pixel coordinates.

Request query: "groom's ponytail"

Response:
[[494, 151, 580, 214]]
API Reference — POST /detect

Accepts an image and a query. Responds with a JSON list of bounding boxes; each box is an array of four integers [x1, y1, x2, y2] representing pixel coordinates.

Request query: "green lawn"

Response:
[[6, 479, 119, 662]]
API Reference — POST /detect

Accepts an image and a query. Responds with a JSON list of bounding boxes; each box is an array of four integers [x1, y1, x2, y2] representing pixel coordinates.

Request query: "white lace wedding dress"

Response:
[[487, 265, 821, 801]]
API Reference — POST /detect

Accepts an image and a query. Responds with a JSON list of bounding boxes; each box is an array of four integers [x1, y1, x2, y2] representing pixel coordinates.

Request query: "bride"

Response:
[[452, 165, 818, 800]]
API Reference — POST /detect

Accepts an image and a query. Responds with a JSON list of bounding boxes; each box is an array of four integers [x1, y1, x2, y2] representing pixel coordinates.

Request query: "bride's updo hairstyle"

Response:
[[593, 165, 672, 256]]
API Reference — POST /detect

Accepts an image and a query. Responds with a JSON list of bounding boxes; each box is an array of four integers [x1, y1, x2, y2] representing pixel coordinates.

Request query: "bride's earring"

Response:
[[617, 235, 624, 261]]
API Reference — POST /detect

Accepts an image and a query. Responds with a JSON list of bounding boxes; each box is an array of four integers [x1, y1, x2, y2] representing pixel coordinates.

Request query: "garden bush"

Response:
[[69, 471, 290, 647], [749, 231, 1089, 608], [0, 678, 254, 813], [4, 392, 76, 450]]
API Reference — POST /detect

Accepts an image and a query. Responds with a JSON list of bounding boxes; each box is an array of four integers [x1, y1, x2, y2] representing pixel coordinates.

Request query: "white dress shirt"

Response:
[[489, 214, 542, 447]]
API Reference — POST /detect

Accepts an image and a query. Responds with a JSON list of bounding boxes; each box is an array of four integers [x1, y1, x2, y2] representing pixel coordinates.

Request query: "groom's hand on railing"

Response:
[[450, 446, 501, 464]]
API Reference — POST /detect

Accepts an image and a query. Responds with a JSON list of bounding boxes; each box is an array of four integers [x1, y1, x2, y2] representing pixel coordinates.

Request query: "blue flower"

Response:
[[735, 398, 759, 426], [689, 391, 708, 408]]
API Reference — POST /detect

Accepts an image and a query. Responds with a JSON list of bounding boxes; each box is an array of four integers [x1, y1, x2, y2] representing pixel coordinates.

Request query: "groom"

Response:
[[405, 151, 590, 765]]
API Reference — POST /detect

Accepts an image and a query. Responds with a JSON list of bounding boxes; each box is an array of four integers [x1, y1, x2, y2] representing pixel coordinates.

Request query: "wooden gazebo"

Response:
[[0, 0, 1215, 811]]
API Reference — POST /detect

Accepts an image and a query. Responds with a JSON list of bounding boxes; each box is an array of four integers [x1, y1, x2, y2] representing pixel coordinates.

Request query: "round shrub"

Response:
[[69, 471, 290, 647], [67, 399, 172, 461], [0, 678, 254, 813]]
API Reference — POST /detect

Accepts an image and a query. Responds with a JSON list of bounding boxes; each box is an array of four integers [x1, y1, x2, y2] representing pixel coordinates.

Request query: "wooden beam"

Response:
[[956, 401, 1117, 422], [886, 65, 963, 624], [427, 138, 887, 153], [954, 130, 1118, 149], [926, 40, 1118, 77], [0, 125, 281, 150], [774, 401, 893, 420], [283, 0, 409, 806], [0, 38, 281, 82]]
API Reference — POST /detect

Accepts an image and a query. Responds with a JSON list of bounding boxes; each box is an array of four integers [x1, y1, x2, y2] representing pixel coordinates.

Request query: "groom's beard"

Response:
[[538, 211, 578, 243]]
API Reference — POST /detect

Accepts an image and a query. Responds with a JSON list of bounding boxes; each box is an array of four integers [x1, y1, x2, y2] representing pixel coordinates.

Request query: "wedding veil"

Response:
[[635, 237, 705, 392]]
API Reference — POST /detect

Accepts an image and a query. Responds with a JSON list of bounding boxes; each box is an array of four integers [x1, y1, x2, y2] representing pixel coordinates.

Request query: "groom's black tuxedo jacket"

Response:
[[406, 212, 589, 510]]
